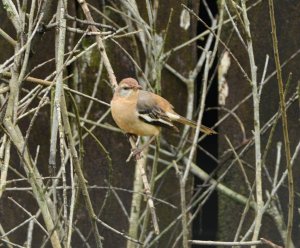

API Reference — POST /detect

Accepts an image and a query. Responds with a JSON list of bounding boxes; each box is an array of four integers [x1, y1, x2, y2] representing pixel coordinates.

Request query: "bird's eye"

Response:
[[123, 87, 130, 90]]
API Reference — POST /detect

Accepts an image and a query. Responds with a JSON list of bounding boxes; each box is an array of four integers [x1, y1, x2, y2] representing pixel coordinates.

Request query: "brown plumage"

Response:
[[111, 78, 216, 137]]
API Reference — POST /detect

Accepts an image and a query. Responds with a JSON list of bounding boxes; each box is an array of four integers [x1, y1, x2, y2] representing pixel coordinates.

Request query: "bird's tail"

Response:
[[176, 116, 217, 135]]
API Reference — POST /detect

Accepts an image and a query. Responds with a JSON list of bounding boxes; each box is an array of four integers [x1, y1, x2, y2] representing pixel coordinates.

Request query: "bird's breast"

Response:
[[111, 98, 160, 136]]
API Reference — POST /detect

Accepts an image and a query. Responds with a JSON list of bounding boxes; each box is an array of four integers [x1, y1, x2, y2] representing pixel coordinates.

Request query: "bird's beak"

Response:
[[135, 85, 142, 90]]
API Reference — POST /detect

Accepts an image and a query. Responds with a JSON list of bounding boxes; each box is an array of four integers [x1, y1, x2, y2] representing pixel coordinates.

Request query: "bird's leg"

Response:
[[135, 136, 141, 147], [131, 136, 156, 158], [126, 134, 141, 162], [126, 135, 156, 161], [126, 133, 138, 142]]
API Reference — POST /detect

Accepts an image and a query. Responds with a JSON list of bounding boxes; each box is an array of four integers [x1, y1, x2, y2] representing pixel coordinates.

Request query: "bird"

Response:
[[110, 78, 216, 159]]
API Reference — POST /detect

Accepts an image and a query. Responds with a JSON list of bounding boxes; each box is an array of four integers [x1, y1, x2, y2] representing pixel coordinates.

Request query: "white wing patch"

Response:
[[165, 112, 180, 120], [139, 113, 174, 127]]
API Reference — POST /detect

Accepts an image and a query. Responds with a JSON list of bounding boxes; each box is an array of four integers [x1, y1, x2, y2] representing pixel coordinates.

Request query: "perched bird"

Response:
[[111, 78, 216, 157]]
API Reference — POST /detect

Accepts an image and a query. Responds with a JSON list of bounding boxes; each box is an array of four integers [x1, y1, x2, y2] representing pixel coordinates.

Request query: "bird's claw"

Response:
[[126, 148, 143, 162], [131, 148, 143, 159]]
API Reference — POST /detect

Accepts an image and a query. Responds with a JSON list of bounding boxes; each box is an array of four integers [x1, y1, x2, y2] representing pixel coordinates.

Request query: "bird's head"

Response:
[[115, 78, 142, 98]]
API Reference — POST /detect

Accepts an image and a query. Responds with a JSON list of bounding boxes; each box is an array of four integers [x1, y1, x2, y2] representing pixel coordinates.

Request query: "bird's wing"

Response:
[[137, 90, 179, 131]]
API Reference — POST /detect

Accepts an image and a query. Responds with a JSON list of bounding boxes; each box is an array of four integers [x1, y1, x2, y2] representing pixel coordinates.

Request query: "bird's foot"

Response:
[[132, 147, 143, 159], [126, 147, 143, 162]]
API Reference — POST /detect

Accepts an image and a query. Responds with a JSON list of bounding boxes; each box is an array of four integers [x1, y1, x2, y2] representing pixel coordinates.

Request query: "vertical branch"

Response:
[[268, 0, 294, 246], [137, 155, 160, 235], [56, 100, 68, 244], [2, 121, 62, 248], [77, 0, 118, 88], [180, 51, 211, 248], [175, 6, 216, 149], [48, 2, 68, 244], [1, 0, 20, 30], [83, 59, 104, 120], [0, 138, 11, 198], [66, 157, 77, 248], [18, 0, 37, 83], [182, 51, 210, 182], [179, 177, 189, 248], [139, 137, 160, 243], [49, 0, 67, 167], [127, 140, 160, 234], [127, 159, 143, 248], [127, 137, 160, 236], [240, 0, 263, 243], [60, 93, 103, 247]]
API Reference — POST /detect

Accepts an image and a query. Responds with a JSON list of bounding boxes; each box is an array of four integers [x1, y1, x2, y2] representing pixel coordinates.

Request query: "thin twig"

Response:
[[0, 27, 16, 46], [136, 148, 160, 235], [268, 1, 294, 246], [189, 238, 282, 247], [0, 224, 13, 248], [1, 71, 110, 106], [95, 217, 142, 245]]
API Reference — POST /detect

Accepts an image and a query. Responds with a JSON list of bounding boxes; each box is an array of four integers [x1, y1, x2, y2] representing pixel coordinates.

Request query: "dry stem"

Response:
[[268, 1, 294, 246]]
